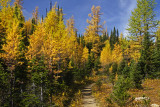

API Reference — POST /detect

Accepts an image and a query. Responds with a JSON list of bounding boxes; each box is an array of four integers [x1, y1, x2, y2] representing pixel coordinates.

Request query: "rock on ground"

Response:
[[151, 104, 160, 107]]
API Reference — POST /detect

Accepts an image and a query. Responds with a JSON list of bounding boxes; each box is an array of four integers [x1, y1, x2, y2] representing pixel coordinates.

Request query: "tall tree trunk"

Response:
[[40, 74, 43, 107], [10, 70, 13, 107]]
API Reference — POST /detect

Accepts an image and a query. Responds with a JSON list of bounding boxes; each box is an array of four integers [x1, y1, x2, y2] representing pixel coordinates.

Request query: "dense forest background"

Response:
[[0, 0, 160, 106]]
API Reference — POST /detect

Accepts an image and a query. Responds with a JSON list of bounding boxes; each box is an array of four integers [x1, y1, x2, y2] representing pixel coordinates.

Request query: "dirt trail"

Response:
[[81, 83, 99, 107]]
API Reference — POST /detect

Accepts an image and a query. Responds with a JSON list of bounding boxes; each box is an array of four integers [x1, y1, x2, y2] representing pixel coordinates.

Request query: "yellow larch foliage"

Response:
[[66, 16, 77, 57], [127, 33, 142, 62], [68, 60, 73, 69], [100, 40, 112, 67], [156, 26, 160, 41], [43, 5, 68, 72], [14, 0, 23, 9], [91, 41, 101, 58], [119, 33, 129, 51], [84, 26, 100, 44], [109, 65, 113, 74], [115, 73, 118, 81], [126, 40, 141, 62], [24, 19, 32, 35], [112, 43, 123, 64], [0, 0, 13, 28], [81, 46, 89, 65], [84, 5, 102, 43], [26, 21, 45, 60], [84, 5, 103, 43], [32, 7, 39, 24], [45, 4, 58, 35], [66, 16, 77, 38], [84, 5, 104, 57], [66, 16, 83, 67], [1, 17, 21, 64], [71, 44, 83, 67], [42, 3, 59, 62], [119, 32, 123, 45], [53, 14, 68, 60]]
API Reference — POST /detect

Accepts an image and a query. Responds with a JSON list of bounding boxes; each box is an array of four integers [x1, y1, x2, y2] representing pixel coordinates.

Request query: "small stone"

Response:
[[151, 104, 160, 107], [135, 97, 150, 101]]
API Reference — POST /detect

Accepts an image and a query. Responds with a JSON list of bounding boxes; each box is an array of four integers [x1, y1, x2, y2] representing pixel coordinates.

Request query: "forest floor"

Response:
[[129, 79, 160, 105], [92, 77, 160, 106], [82, 83, 99, 107]]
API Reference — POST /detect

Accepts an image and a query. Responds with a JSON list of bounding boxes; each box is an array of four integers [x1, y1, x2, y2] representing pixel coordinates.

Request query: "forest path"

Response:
[[81, 83, 99, 107]]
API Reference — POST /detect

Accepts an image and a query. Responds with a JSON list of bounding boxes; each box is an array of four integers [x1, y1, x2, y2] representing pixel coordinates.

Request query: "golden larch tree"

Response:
[[84, 5, 104, 58], [66, 16, 77, 56], [24, 19, 32, 36], [100, 40, 112, 67], [0, 0, 13, 29], [128, 40, 141, 62], [43, 4, 68, 75], [66, 16, 82, 67], [112, 43, 123, 64], [1, 14, 22, 68], [26, 21, 45, 60], [81, 46, 89, 67]]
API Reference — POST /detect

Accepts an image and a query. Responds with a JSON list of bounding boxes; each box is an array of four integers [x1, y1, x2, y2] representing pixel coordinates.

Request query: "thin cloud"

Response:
[[119, 0, 137, 36], [119, 0, 127, 8], [23, 9, 32, 20]]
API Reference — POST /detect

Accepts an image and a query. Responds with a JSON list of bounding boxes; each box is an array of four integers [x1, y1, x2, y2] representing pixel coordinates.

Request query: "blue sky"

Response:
[[22, 0, 160, 36]]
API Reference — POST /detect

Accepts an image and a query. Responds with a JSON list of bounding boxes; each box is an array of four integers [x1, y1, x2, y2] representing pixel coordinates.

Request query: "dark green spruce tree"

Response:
[[23, 56, 49, 107], [0, 18, 6, 53], [14, 3, 29, 105], [0, 6, 10, 107], [110, 76, 132, 107], [139, 32, 154, 78], [130, 60, 142, 89], [0, 62, 10, 106], [110, 27, 119, 50], [118, 59, 126, 75], [122, 62, 130, 78], [110, 62, 118, 85], [94, 56, 101, 72], [152, 29, 160, 78]]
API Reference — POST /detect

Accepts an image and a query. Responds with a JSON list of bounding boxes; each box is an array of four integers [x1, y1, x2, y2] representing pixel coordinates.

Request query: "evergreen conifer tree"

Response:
[[110, 76, 131, 107], [122, 62, 130, 78], [110, 62, 118, 85], [0, 63, 10, 106], [139, 32, 154, 78], [118, 59, 126, 75], [152, 28, 160, 77], [130, 60, 142, 89], [110, 27, 119, 50]]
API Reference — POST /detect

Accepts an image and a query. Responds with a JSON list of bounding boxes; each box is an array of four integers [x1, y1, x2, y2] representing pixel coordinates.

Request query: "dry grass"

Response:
[[92, 78, 160, 106], [92, 75, 113, 107], [129, 79, 160, 105], [93, 83, 113, 107]]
